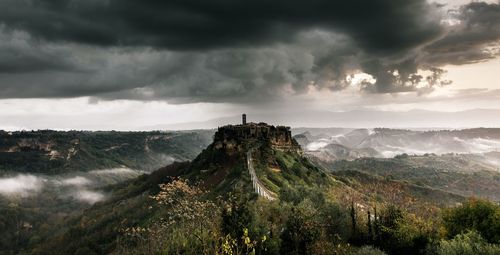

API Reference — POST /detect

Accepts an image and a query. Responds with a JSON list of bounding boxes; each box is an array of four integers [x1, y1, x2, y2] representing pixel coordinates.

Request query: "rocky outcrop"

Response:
[[213, 122, 302, 154]]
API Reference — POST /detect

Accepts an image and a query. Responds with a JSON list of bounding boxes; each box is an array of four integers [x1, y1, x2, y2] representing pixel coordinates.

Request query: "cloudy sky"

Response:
[[0, 0, 499, 130]]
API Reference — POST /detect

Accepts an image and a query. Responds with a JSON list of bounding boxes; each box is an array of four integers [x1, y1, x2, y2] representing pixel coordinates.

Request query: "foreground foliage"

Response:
[[442, 198, 500, 244], [437, 231, 500, 255], [12, 140, 500, 255], [113, 177, 499, 255]]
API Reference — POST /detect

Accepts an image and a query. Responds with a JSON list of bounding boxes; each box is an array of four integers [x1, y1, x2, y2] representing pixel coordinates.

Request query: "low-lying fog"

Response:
[[296, 128, 500, 167], [0, 168, 144, 204]]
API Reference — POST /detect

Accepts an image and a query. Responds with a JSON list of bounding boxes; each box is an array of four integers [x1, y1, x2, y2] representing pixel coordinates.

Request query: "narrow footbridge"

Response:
[[246, 150, 277, 200]]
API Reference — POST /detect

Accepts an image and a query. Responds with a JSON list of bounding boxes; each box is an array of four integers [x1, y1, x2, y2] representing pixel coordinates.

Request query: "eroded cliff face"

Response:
[[0, 130, 214, 173], [0, 135, 80, 160], [213, 122, 302, 154]]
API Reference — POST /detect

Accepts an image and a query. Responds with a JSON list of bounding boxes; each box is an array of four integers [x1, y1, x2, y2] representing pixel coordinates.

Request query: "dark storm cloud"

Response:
[[0, 0, 441, 53], [0, 48, 73, 73], [0, 34, 345, 102], [359, 58, 452, 94], [0, 29, 79, 73], [424, 2, 500, 65], [0, 31, 363, 102], [0, 1, 498, 102], [362, 2, 500, 94]]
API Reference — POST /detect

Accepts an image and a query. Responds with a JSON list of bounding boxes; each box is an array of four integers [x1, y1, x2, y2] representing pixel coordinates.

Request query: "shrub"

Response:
[[442, 198, 500, 243], [373, 205, 432, 254], [355, 245, 387, 255], [437, 230, 500, 255]]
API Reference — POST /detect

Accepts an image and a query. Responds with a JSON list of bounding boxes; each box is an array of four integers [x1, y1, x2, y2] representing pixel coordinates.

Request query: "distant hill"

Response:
[[142, 109, 500, 130], [296, 128, 500, 201], [0, 130, 214, 174], [295, 127, 500, 162], [324, 155, 500, 201]]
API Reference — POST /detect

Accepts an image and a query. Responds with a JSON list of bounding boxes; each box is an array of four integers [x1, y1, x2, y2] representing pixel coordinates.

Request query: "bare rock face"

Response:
[[0, 138, 57, 153], [213, 122, 302, 154]]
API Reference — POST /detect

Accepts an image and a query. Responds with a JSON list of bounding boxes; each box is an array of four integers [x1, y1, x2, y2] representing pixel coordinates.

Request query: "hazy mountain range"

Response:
[[294, 128, 500, 167], [142, 109, 500, 130]]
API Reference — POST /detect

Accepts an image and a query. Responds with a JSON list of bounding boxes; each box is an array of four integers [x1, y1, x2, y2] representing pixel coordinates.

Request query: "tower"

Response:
[[242, 114, 247, 125]]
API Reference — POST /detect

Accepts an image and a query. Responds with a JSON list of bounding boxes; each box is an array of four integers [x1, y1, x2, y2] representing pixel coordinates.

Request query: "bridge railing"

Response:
[[247, 150, 277, 200]]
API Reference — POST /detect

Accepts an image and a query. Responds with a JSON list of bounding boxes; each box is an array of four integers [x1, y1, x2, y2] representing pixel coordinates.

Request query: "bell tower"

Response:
[[242, 114, 247, 125]]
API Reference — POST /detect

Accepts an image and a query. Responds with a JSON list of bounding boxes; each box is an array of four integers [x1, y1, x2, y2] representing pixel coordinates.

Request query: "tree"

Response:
[[221, 198, 253, 242], [350, 200, 357, 237], [280, 200, 320, 255], [320, 202, 350, 243], [367, 210, 373, 242], [442, 198, 500, 243], [373, 205, 431, 255], [437, 230, 500, 255], [119, 178, 223, 254]]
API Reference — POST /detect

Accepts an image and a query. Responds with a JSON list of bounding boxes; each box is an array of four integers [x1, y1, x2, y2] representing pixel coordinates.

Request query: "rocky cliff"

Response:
[[213, 122, 302, 154]]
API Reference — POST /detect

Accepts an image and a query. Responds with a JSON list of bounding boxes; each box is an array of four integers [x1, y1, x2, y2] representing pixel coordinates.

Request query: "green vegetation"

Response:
[[1, 131, 499, 254], [0, 130, 213, 174], [329, 155, 500, 201], [442, 199, 500, 244], [19, 138, 497, 255], [0, 130, 213, 254], [437, 231, 500, 255]]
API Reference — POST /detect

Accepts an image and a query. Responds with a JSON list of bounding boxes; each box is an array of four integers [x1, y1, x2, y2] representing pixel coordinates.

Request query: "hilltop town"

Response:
[[213, 114, 302, 154]]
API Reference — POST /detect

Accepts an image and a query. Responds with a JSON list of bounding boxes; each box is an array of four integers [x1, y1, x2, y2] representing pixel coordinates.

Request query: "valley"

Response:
[[0, 125, 499, 254]]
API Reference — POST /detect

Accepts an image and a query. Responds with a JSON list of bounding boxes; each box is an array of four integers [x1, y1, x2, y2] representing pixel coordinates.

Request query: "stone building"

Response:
[[213, 116, 301, 153]]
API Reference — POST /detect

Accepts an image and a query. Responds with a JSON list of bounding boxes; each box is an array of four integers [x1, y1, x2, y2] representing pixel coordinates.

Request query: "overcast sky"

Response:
[[0, 0, 499, 130]]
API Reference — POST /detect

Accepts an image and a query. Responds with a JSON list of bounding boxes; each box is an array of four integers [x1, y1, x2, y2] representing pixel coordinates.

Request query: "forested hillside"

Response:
[[0, 130, 214, 174], [21, 125, 499, 255]]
